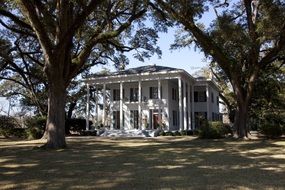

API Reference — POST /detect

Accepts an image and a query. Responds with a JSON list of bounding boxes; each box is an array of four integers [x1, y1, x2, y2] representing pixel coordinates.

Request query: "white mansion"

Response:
[[84, 65, 220, 131]]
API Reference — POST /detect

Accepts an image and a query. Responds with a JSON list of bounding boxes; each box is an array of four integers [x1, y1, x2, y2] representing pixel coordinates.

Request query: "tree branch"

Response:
[[18, 0, 53, 58], [0, 19, 36, 37], [260, 22, 285, 66], [56, 0, 105, 51], [0, 76, 28, 89], [156, 0, 233, 76], [69, 6, 147, 81], [0, 8, 33, 30]]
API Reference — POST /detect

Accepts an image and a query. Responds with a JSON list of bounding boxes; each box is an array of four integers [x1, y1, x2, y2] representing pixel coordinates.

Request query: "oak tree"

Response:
[[154, 0, 285, 137], [0, 0, 160, 148]]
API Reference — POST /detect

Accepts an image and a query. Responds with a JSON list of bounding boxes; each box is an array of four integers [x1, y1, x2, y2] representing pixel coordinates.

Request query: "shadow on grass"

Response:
[[0, 136, 284, 189]]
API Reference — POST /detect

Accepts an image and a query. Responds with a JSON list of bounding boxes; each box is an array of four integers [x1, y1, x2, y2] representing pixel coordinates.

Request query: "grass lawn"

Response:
[[0, 136, 285, 190]]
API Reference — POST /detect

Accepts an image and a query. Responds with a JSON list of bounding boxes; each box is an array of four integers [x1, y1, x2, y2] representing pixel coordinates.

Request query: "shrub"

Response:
[[173, 131, 181, 136], [81, 130, 97, 136], [186, 130, 194, 136], [0, 115, 26, 138], [24, 116, 46, 139], [2, 128, 27, 139], [158, 131, 166, 136], [259, 113, 284, 138], [223, 124, 234, 136], [260, 124, 282, 138], [165, 131, 174, 136], [198, 121, 227, 139], [66, 118, 93, 134], [180, 130, 187, 136]]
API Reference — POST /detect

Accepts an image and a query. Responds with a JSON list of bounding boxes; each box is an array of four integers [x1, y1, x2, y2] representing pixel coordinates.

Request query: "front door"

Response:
[[153, 114, 160, 129], [113, 111, 120, 129]]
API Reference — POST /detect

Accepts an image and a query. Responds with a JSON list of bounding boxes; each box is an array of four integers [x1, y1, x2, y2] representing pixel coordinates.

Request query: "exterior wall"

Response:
[[193, 82, 220, 124], [210, 86, 220, 120], [109, 80, 170, 130], [193, 85, 208, 113]]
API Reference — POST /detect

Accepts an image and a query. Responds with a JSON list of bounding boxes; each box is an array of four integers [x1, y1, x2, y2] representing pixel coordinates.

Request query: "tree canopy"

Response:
[[153, 0, 285, 137], [0, 0, 162, 148]]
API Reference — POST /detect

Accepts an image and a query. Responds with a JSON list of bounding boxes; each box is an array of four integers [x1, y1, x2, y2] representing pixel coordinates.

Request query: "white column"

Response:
[[158, 79, 161, 126], [183, 81, 187, 130], [191, 85, 195, 130], [206, 84, 210, 120], [86, 83, 90, 130], [178, 78, 183, 131], [111, 100, 114, 130], [109, 86, 114, 130], [120, 82, 124, 130], [187, 84, 191, 129], [96, 87, 99, 127], [102, 83, 106, 127], [138, 80, 142, 129]]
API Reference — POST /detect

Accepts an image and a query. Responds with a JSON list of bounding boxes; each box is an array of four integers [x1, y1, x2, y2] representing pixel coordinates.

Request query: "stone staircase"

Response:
[[98, 129, 160, 137]]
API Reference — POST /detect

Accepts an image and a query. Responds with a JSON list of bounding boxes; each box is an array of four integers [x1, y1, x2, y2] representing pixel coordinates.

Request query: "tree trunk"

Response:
[[43, 77, 67, 148], [65, 101, 77, 135], [234, 101, 249, 138]]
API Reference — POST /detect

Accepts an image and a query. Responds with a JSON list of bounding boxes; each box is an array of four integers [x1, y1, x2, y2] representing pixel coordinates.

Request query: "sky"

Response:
[[126, 28, 208, 74], [91, 26, 209, 75], [91, 6, 216, 75]]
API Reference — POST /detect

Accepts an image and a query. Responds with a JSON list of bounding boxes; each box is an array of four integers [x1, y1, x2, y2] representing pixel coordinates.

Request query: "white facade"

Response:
[[84, 65, 220, 131], [193, 78, 221, 128]]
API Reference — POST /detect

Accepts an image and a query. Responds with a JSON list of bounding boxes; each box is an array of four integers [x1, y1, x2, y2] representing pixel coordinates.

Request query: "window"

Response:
[[194, 91, 207, 102], [211, 92, 214, 103], [173, 110, 178, 126], [150, 87, 158, 99], [217, 96, 219, 106], [130, 88, 138, 102], [130, 110, 139, 129], [172, 88, 177, 101], [113, 89, 125, 101], [113, 89, 120, 101]]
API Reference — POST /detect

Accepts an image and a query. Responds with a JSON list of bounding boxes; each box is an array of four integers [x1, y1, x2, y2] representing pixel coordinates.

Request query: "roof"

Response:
[[112, 65, 181, 76], [84, 64, 196, 84]]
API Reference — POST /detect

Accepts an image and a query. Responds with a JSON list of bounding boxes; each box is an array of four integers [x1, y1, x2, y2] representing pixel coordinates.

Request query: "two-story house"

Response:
[[84, 65, 220, 131]]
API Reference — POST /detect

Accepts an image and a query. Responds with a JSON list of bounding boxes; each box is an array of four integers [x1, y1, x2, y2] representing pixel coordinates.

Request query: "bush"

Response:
[[2, 128, 27, 139], [223, 124, 234, 136], [0, 115, 26, 138], [260, 124, 282, 138], [259, 113, 284, 138], [173, 131, 181, 136], [24, 116, 46, 139], [158, 130, 194, 136], [198, 121, 227, 139], [180, 130, 187, 136], [81, 130, 97, 136], [187, 130, 194, 136], [66, 118, 93, 134], [165, 131, 174, 136], [158, 131, 166, 136]]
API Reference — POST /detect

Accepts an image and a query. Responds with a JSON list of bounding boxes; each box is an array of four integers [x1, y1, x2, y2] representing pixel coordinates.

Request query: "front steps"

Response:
[[98, 129, 161, 137]]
